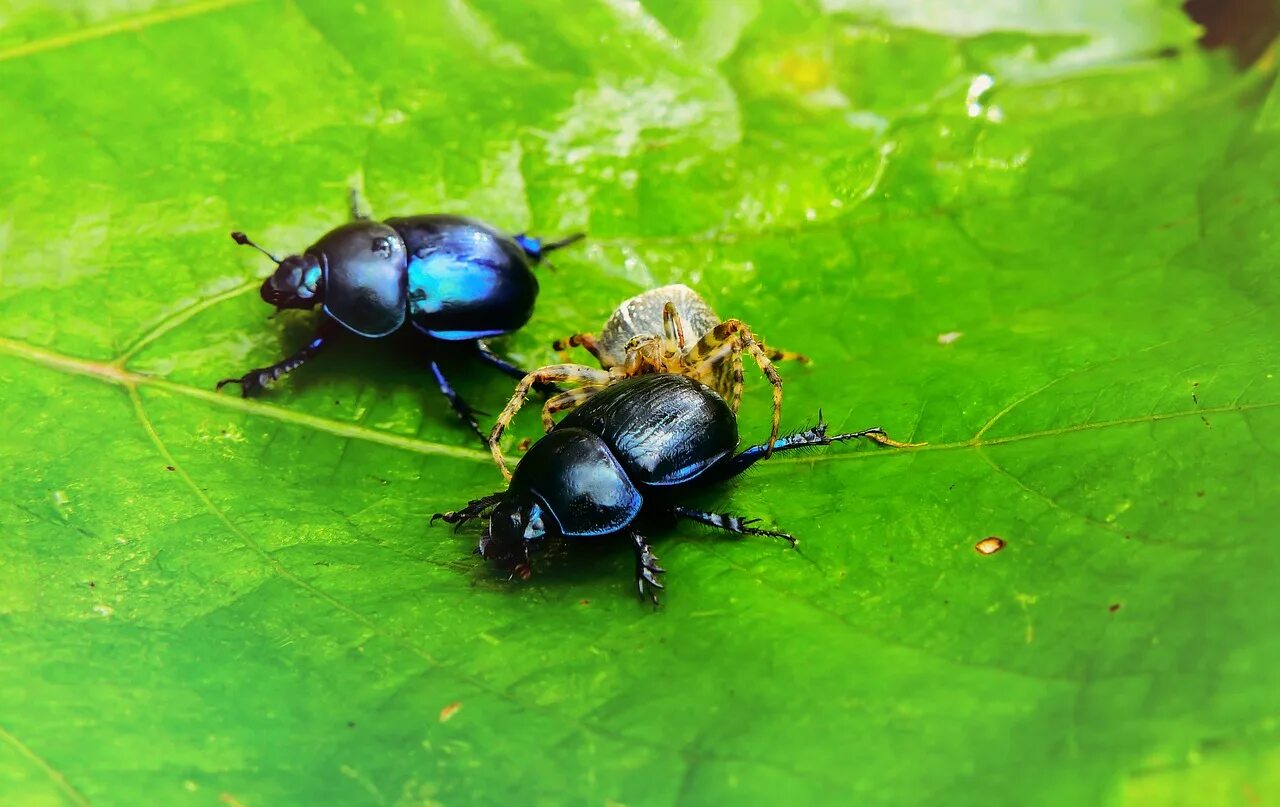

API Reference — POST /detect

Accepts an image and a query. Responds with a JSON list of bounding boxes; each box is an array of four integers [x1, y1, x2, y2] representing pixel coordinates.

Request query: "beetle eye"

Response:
[[371, 236, 393, 258]]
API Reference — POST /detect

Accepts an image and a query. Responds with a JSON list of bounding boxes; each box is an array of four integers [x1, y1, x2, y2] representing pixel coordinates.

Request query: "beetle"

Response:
[[217, 195, 583, 441], [435, 373, 902, 602]]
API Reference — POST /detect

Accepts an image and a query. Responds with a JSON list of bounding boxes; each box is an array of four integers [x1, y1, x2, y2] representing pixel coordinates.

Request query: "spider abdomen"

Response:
[[597, 283, 721, 367]]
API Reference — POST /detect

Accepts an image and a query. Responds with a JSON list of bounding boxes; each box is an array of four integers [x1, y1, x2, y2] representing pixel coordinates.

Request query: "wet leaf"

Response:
[[1, 1, 1277, 804]]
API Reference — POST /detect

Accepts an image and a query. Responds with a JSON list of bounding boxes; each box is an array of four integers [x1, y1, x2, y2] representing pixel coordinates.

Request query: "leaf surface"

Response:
[[1, 1, 1277, 804]]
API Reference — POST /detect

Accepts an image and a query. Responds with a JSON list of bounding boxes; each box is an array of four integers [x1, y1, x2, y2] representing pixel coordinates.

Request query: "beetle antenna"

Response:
[[231, 231, 281, 265], [541, 232, 585, 254]]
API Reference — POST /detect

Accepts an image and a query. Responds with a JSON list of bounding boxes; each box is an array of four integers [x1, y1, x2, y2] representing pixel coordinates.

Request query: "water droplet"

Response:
[[966, 74, 996, 118]]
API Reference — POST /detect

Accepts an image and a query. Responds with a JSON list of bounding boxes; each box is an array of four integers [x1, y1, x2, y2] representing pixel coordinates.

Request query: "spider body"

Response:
[[436, 373, 896, 602], [487, 284, 811, 478], [216, 199, 582, 443]]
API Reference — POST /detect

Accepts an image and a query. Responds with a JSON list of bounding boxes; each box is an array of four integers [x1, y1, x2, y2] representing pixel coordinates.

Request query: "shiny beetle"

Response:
[[435, 373, 898, 603], [218, 198, 582, 441]]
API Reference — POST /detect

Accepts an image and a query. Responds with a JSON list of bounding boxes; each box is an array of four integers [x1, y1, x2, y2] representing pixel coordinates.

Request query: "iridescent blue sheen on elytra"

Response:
[[390, 215, 539, 341]]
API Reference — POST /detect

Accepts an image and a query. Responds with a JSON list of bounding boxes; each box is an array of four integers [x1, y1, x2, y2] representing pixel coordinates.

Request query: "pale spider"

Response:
[[487, 283, 814, 479]]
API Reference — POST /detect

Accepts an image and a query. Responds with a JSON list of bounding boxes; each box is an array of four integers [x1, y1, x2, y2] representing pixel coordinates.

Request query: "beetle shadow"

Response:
[[274, 315, 524, 408], [456, 532, 638, 595]]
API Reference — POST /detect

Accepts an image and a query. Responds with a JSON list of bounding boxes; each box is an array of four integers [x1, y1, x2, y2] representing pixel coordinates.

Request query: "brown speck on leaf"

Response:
[[975, 536, 1006, 555], [439, 701, 462, 723], [87, 581, 96, 588], [1196, 490, 1206, 498], [165, 465, 175, 471], [579, 599, 590, 606], [1109, 603, 1121, 613], [517, 437, 532, 452]]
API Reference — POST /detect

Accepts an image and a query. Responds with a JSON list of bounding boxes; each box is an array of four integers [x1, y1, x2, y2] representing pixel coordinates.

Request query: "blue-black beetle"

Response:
[[218, 198, 582, 440], [434, 373, 896, 602]]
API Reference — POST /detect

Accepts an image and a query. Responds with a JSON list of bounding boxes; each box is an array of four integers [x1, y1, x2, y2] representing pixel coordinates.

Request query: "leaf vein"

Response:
[[0, 724, 91, 807]]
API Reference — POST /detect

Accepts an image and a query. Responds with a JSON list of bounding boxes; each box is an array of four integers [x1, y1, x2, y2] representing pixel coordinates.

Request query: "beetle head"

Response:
[[260, 253, 324, 310], [481, 498, 547, 580], [230, 231, 324, 311]]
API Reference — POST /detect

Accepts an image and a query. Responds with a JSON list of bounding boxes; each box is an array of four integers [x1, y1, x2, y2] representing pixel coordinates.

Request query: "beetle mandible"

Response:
[[218, 193, 583, 441]]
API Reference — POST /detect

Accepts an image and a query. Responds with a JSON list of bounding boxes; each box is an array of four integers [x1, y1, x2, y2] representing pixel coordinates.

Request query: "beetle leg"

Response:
[[712, 413, 924, 481], [349, 187, 370, 220], [473, 342, 558, 395], [551, 332, 606, 365], [428, 359, 487, 444], [216, 323, 335, 397], [540, 385, 607, 432], [686, 319, 784, 455], [631, 532, 665, 606], [671, 505, 796, 548], [489, 364, 616, 480], [431, 492, 506, 530]]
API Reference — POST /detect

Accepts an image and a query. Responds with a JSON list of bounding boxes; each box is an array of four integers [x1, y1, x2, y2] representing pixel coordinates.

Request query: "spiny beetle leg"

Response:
[[632, 532, 665, 606], [428, 359, 486, 444], [672, 506, 797, 548], [216, 327, 332, 398]]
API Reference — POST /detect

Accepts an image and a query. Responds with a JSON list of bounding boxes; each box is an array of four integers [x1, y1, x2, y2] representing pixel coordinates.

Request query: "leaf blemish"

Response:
[[439, 701, 462, 723], [975, 536, 1006, 555]]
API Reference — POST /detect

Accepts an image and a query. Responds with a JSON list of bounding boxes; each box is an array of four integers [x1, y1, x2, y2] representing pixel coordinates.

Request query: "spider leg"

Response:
[[489, 363, 615, 480], [540, 384, 607, 432], [474, 342, 558, 395], [686, 319, 784, 454], [763, 344, 811, 364], [661, 301, 688, 350], [551, 332, 607, 365]]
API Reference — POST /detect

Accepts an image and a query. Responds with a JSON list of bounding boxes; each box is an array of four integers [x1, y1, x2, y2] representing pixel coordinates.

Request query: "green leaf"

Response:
[[2, 1, 1277, 804]]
